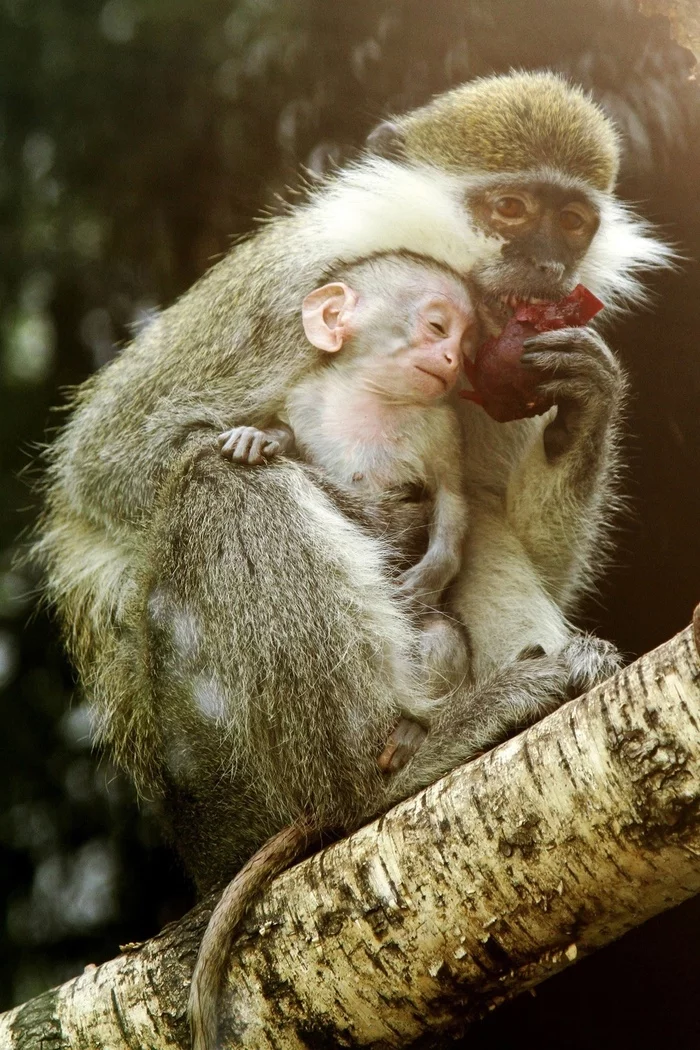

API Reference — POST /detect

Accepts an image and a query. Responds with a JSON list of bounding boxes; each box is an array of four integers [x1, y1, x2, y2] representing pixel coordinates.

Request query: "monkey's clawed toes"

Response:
[[562, 633, 622, 697], [378, 718, 428, 773]]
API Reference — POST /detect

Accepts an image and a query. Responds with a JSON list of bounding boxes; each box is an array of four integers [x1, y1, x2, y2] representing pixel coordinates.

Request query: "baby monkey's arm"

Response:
[[383, 462, 471, 774], [218, 422, 294, 465], [397, 477, 469, 605]]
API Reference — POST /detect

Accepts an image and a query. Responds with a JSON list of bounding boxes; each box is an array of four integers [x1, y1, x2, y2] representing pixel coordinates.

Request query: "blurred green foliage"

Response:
[[0, 0, 699, 1043]]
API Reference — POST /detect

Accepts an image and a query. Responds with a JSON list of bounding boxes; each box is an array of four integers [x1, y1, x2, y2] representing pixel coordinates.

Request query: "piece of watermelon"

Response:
[[461, 284, 604, 423]]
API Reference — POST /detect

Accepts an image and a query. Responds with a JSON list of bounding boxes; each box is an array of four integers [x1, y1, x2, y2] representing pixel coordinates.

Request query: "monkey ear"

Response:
[[301, 282, 358, 353], [365, 120, 406, 159]]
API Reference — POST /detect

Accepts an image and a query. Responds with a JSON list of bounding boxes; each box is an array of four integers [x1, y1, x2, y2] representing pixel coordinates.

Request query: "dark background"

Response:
[[1, 0, 699, 1044]]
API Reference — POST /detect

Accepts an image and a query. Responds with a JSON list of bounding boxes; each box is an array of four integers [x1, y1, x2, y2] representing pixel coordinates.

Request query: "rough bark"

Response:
[[2, 618, 700, 1049]]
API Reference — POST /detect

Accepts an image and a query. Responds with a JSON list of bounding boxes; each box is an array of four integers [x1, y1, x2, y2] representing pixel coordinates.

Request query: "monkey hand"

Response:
[[378, 717, 427, 773], [218, 425, 289, 466], [519, 326, 625, 461], [517, 633, 621, 699], [397, 547, 460, 606], [462, 286, 605, 423]]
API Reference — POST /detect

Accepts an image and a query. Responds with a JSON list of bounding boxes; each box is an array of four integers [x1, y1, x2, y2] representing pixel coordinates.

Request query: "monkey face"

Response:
[[463, 171, 602, 334], [349, 275, 478, 403], [396, 294, 466, 398], [305, 259, 478, 404]]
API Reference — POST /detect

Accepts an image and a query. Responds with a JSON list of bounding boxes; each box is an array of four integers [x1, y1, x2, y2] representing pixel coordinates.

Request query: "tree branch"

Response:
[[3, 614, 700, 1049]]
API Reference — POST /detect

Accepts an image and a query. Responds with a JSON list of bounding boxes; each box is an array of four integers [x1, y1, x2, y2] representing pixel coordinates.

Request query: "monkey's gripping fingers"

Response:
[[218, 426, 281, 466], [560, 632, 623, 697], [397, 548, 461, 606], [385, 651, 574, 803], [378, 717, 428, 774], [520, 327, 625, 460]]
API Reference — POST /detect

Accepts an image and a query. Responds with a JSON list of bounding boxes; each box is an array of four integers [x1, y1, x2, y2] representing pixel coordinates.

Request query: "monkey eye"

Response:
[[560, 208, 586, 231], [494, 196, 527, 220], [428, 319, 448, 337]]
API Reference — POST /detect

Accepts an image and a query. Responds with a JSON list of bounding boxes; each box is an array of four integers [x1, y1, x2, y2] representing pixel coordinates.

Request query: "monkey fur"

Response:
[[219, 252, 477, 764], [33, 71, 672, 1048]]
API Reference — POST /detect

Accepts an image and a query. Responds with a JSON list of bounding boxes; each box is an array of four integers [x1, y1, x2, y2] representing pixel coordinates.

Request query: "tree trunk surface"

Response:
[[2, 618, 700, 1049]]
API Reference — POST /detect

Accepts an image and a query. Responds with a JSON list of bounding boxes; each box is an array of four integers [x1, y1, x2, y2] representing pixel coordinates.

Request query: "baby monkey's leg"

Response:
[[378, 614, 471, 773], [218, 423, 294, 465]]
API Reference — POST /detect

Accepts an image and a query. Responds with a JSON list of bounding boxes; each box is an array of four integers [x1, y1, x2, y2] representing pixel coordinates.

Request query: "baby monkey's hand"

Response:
[[397, 546, 461, 606], [218, 424, 293, 465]]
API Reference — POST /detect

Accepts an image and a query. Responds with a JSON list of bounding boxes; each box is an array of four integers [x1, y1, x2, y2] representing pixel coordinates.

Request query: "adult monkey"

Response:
[[38, 73, 667, 903]]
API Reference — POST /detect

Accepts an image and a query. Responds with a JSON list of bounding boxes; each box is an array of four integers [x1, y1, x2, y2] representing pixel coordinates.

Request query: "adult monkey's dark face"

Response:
[[463, 171, 603, 332], [364, 71, 665, 335]]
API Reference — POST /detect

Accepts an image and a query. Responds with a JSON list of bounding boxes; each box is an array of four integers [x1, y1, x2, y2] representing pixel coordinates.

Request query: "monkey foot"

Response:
[[378, 717, 428, 774]]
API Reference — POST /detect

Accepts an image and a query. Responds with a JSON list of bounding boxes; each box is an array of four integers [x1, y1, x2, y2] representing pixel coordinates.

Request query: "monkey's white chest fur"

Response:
[[285, 370, 461, 494]]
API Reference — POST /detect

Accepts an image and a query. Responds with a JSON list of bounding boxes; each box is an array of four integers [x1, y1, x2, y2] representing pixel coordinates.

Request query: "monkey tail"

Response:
[[188, 817, 316, 1050]]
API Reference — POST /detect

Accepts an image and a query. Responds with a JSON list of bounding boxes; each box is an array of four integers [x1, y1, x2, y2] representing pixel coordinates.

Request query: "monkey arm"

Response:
[[44, 222, 321, 536], [503, 327, 626, 610], [397, 477, 469, 604]]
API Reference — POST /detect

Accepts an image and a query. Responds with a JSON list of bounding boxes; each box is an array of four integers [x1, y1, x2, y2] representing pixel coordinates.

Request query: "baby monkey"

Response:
[[219, 254, 476, 771], [192, 256, 476, 1050]]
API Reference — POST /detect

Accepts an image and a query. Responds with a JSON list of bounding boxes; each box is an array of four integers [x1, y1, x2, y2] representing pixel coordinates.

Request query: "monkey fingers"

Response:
[[520, 327, 619, 386], [519, 328, 623, 459], [398, 555, 459, 605], [377, 717, 428, 773], [262, 439, 281, 458], [218, 426, 280, 465], [561, 633, 622, 697]]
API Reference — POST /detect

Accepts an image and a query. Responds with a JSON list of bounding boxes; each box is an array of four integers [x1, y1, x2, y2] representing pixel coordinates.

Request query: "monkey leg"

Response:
[[383, 648, 574, 806], [145, 447, 424, 891], [378, 615, 472, 774], [450, 499, 573, 676], [380, 626, 623, 803], [450, 502, 622, 700]]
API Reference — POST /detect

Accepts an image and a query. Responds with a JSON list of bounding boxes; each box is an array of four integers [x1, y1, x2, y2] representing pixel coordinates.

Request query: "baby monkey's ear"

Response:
[[301, 282, 358, 353]]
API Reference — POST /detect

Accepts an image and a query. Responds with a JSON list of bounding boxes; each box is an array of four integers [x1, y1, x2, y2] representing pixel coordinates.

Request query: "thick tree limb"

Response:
[[3, 616, 700, 1048]]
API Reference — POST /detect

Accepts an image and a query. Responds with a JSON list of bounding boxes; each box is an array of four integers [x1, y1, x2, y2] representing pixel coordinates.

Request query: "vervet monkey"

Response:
[[35, 71, 671, 1047], [220, 255, 474, 605], [219, 254, 478, 773]]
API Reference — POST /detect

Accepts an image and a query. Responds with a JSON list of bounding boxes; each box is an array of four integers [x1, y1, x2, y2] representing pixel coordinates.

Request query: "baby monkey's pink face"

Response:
[[302, 269, 477, 404], [399, 289, 474, 399]]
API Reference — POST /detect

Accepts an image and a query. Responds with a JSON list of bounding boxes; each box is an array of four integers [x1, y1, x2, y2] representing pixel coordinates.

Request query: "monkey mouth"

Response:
[[477, 289, 571, 337], [499, 293, 549, 308], [414, 366, 448, 388]]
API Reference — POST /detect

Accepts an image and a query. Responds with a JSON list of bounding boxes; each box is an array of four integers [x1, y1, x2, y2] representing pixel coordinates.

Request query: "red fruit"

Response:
[[460, 284, 604, 423]]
